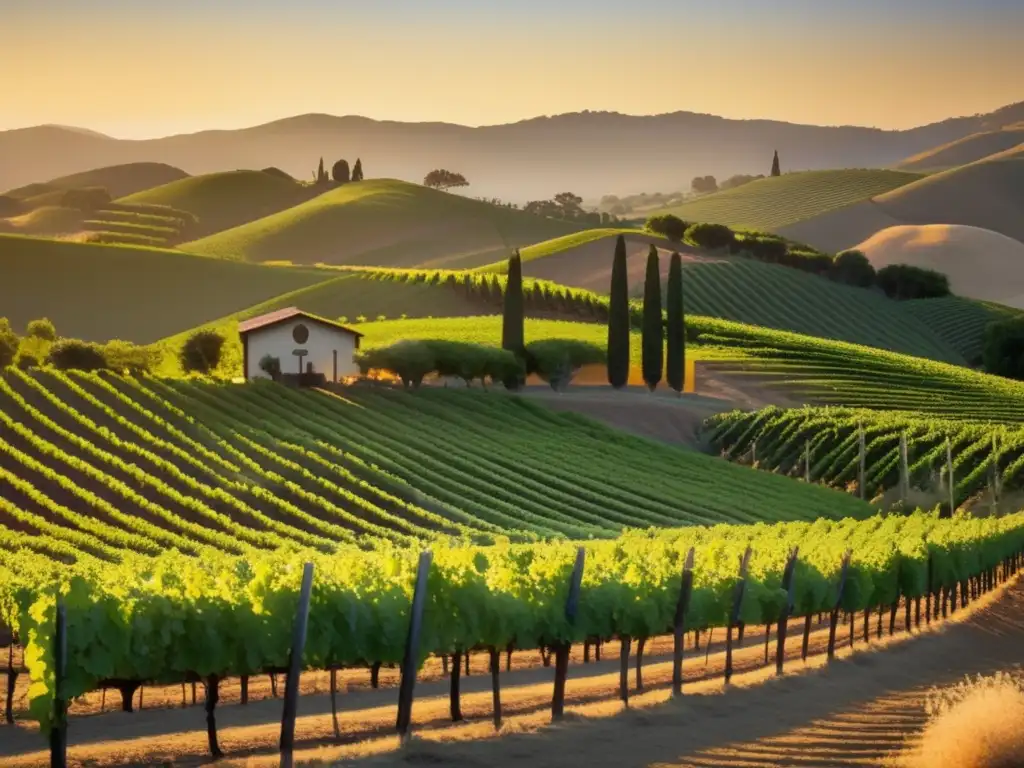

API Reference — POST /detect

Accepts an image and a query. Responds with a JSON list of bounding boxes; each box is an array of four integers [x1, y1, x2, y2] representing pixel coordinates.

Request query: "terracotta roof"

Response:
[[237, 307, 363, 337]]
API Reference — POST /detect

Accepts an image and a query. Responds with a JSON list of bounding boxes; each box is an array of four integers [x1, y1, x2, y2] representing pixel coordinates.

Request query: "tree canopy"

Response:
[[424, 169, 469, 190]]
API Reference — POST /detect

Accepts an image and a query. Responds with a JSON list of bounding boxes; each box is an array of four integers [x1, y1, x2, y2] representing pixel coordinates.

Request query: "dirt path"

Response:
[[2, 577, 1018, 767]]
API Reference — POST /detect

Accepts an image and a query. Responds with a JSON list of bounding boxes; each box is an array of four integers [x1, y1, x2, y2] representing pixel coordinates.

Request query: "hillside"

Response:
[[2, 162, 188, 201], [508, 232, 961, 363], [0, 234, 327, 342], [897, 127, 1024, 171], [781, 146, 1024, 253], [118, 169, 319, 238], [181, 178, 581, 266], [903, 296, 1022, 364], [855, 224, 1024, 308], [650, 170, 922, 231], [3, 101, 1022, 201]]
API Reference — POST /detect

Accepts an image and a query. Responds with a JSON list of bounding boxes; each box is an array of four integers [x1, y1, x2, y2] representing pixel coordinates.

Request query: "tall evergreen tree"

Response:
[[666, 252, 686, 394], [771, 150, 781, 177], [641, 245, 663, 391], [501, 251, 525, 389], [607, 235, 630, 389], [352, 158, 364, 182], [317, 157, 326, 184]]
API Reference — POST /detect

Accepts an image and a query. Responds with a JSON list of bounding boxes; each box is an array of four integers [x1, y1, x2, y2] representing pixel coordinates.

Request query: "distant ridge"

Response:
[[3, 101, 1022, 200]]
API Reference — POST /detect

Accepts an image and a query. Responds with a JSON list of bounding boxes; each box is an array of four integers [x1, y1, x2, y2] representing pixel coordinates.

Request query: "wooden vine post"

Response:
[[899, 433, 909, 504], [826, 551, 852, 661], [946, 438, 955, 515], [858, 424, 866, 500], [724, 547, 752, 685], [775, 547, 799, 675], [804, 442, 811, 483], [489, 647, 502, 730], [279, 562, 314, 768], [396, 551, 433, 743], [50, 597, 68, 768], [672, 548, 696, 697], [5, 637, 16, 725], [552, 547, 586, 720]]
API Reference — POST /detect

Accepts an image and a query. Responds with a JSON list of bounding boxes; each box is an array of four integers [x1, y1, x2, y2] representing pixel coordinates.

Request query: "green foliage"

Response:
[[258, 354, 282, 380], [102, 340, 160, 375], [983, 317, 1024, 381], [771, 150, 781, 177], [642, 245, 663, 390], [686, 222, 735, 250], [46, 339, 108, 371], [357, 339, 522, 388], [525, 339, 606, 390], [876, 264, 951, 300], [691, 175, 718, 194], [423, 169, 469, 191], [502, 251, 525, 389], [607, 235, 630, 388], [179, 330, 226, 375], [0, 317, 19, 368], [665, 252, 685, 393], [644, 214, 688, 242], [332, 159, 351, 184], [830, 249, 876, 288], [316, 157, 327, 185], [351, 158, 364, 182], [905, 297, 1022, 365], [26, 317, 57, 342]]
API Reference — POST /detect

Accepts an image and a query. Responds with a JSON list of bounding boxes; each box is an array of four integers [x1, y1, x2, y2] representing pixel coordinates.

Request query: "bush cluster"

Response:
[[357, 340, 522, 389], [180, 330, 226, 375], [685, 223, 735, 250], [644, 214, 689, 242], [830, 249, 876, 288], [46, 339, 109, 371], [524, 339, 606, 391], [876, 264, 951, 300]]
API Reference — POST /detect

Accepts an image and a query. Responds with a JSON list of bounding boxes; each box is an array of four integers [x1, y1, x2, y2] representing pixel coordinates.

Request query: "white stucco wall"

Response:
[[244, 320, 359, 381]]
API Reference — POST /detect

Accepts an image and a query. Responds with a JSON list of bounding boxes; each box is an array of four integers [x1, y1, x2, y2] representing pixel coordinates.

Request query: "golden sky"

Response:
[[2, 2, 1021, 138]]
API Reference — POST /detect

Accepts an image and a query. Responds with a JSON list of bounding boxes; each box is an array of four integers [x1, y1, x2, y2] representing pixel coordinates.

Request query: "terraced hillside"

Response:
[[79, 201, 199, 247], [182, 178, 581, 266], [0, 370, 873, 553], [120, 170, 318, 238], [706, 405, 1023, 507], [0, 234, 327, 342], [649, 170, 922, 232]]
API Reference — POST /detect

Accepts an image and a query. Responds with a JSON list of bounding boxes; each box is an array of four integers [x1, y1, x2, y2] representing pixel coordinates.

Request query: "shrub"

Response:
[[525, 339, 605, 391], [258, 354, 282, 380], [426, 340, 520, 387], [26, 317, 57, 341], [179, 330, 225, 375], [876, 264, 950, 300], [0, 318, 18, 368], [46, 339, 108, 371], [15, 335, 50, 370], [782, 248, 834, 275], [734, 234, 787, 263], [982, 317, 1024, 380], [686, 222, 735, 250], [332, 159, 351, 184], [830, 249, 876, 287], [103, 340, 161, 375], [61, 186, 111, 212], [644, 214, 688, 242]]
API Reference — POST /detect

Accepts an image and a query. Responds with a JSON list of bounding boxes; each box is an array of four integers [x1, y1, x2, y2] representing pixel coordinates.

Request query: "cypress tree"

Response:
[[352, 158, 364, 181], [771, 150, 781, 177], [502, 251, 524, 354], [666, 252, 686, 394], [607, 235, 630, 389], [641, 245, 663, 391]]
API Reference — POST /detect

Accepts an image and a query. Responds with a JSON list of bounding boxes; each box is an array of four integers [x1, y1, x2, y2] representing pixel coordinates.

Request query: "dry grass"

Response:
[[898, 671, 1024, 768]]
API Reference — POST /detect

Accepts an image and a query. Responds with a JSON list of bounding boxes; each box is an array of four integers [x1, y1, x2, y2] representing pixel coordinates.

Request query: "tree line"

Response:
[[314, 157, 365, 185]]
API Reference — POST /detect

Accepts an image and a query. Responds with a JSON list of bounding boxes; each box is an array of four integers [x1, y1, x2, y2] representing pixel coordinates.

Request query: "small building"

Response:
[[238, 307, 363, 382]]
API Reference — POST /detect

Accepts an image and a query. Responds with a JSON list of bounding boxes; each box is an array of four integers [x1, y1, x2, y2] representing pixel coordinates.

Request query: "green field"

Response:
[[652, 170, 923, 232], [182, 178, 582, 267], [702, 320, 1024, 422], [0, 234, 327, 342], [670, 257, 962, 363], [706, 405, 1022, 506], [903, 296, 1022, 364], [120, 170, 316, 238]]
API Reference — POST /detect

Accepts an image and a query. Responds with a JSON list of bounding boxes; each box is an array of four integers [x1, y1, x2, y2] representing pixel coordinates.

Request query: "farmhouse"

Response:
[[238, 307, 363, 381]]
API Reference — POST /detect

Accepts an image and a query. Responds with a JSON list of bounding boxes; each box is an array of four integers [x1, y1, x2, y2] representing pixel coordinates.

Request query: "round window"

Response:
[[292, 323, 309, 344]]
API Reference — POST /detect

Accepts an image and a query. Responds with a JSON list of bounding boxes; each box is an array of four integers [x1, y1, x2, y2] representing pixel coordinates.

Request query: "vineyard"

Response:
[[903, 296, 1022, 363], [652, 170, 923, 231], [706, 406, 1021, 505]]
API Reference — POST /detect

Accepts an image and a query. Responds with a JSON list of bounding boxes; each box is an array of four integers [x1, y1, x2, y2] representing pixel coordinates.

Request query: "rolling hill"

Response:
[[2, 162, 188, 201], [903, 296, 1022, 364], [854, 224, 1024, 308], [649, 170, 922, 231], [0, 234, 328, 343], [181, 178, 581, 267], [897, 127, 1024, 171], [118, 170, 318, 238], [3, 101, 1022, 201]]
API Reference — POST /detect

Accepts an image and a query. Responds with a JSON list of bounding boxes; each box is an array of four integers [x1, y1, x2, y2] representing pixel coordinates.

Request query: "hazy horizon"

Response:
[[3, 0, 1022, 139]]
